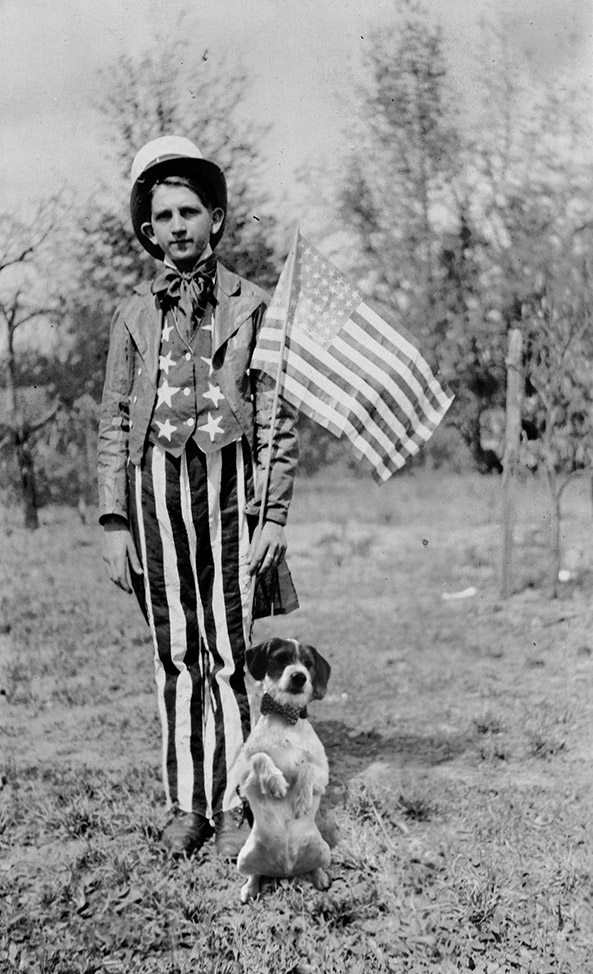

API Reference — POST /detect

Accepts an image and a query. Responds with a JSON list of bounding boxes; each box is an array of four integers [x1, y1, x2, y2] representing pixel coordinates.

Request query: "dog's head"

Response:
[[245, 638, 331, 707]]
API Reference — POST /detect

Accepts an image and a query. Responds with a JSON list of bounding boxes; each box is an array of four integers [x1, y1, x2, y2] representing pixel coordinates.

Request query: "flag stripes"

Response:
[[252, 232, 453, 482]]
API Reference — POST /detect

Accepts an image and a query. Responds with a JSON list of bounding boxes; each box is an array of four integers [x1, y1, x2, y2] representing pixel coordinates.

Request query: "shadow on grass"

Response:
[[316, 718, 470, 789]]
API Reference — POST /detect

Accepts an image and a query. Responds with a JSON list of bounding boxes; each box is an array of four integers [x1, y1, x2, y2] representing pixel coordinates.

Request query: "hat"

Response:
[[130, 135, 228, 258]]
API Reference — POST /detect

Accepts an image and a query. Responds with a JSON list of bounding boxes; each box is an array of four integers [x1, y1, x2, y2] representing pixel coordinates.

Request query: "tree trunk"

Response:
[[15, 433, 39, 530], [546, 466, 561, 599], [500, 329, 523, 598]]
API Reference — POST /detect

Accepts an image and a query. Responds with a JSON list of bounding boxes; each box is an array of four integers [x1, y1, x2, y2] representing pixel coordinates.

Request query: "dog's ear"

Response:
[[310, 647, 331, 700], [245, 641, 271, 681]]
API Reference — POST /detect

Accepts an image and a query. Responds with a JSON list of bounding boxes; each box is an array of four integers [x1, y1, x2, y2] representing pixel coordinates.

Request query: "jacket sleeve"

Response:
[[249, 303, 299, 526], [97, 305, 132, 524]]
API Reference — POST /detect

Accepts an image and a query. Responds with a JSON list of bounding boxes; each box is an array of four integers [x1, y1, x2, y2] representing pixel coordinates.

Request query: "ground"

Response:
[[1, 469, 592, 973]]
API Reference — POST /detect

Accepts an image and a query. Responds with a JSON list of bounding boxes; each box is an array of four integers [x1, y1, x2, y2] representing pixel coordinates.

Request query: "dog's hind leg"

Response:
[[240, 874, 262, 904], [309, 867, 331, 891]]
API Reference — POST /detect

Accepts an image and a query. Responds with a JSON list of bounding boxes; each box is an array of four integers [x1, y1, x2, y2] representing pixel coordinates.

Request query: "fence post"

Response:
[[501, 328, 523, 598]]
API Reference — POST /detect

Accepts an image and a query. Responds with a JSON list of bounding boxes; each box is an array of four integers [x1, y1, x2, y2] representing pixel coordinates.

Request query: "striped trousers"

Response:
[[128, 439, 254, 821]]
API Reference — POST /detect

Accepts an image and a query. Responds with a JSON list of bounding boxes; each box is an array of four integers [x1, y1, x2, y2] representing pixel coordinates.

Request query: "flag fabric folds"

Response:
[[251, 231, 454, 483]]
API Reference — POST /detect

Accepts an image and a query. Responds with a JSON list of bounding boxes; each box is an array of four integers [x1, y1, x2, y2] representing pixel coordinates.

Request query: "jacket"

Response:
[[97, 262, 299, 526]]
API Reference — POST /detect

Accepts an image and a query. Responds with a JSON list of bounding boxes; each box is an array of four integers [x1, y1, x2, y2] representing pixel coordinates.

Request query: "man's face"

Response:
[[142, 183, 224, 271]]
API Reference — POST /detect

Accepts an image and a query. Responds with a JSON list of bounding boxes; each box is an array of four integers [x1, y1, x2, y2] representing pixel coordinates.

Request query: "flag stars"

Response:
[[200, 355, 214, 376]]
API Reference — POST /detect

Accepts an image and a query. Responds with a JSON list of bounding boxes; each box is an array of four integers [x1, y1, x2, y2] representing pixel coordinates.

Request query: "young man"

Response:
[[97, 136, 298, 860]]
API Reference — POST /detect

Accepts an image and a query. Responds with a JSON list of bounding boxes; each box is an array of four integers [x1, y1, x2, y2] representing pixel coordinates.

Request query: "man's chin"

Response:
[[166, 245, 204, 270]]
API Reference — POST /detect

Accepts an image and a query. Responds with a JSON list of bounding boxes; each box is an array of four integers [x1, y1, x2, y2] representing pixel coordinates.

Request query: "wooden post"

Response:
[[501, 328, 523, 598]]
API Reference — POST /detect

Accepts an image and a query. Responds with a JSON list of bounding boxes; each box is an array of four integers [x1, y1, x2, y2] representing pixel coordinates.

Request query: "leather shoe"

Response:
[[214, 805, 251, 860], [160, 811, 213, 858]]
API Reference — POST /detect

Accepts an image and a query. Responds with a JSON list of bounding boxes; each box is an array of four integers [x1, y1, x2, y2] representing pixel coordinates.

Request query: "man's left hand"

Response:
[[248, 521, 287, 576]]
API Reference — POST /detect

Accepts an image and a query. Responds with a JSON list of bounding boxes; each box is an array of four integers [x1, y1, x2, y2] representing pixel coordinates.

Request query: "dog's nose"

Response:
[[290, 672, 307, 690]]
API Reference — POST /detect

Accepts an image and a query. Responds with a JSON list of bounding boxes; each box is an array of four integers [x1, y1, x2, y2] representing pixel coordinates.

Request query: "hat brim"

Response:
[[130, 156, 228, 259]]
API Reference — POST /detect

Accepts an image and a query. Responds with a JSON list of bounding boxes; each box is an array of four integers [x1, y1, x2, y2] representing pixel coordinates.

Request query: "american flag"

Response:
[[252, 232, 453, 483]]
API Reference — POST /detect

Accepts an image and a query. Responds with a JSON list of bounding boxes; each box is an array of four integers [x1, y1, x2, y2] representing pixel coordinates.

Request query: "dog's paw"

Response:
[[310, 867, 331, 891], [251, 753, 288, 798], [240, 876, 261, 903], [267, 772, 289, 798]]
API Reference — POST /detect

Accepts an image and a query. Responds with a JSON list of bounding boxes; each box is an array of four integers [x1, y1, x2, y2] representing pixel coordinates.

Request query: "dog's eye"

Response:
[[303, 659, 314, 670]]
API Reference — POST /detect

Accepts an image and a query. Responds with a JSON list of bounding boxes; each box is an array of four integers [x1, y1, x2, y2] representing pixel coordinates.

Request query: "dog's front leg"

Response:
[[246, 752, 288, 798], [240, 874, 262, 904], [292, 763, 328, 818]]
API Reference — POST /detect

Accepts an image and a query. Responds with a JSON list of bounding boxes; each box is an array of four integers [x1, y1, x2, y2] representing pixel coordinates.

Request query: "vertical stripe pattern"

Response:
[[128, 439, 253, 820]]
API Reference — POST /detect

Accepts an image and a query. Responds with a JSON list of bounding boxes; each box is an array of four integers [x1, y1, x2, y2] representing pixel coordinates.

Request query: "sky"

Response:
[[0, 0, 591, 218]]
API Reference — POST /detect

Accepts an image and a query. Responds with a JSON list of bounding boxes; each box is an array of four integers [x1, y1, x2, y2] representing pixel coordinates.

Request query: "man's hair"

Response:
[[149, 175, 215, 212]]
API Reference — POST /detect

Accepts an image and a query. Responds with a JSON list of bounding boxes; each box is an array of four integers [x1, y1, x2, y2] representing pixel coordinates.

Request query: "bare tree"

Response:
[[522, 226, 593, 596], [0, 202, 62, 528]]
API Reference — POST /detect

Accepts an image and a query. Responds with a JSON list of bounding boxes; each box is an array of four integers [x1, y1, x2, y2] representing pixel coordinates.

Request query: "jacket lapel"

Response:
[[212, 264, 266, 357], [124, 284, 161, 384]]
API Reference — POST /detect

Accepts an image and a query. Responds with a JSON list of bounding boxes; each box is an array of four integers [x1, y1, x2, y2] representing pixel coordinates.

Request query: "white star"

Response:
[[156, 378, 181, 408], [159, 351, 177, 375], [202, 383, 225, 407], [161, 320, 174, 342], [200, 355, 214, 376], [154, 418, 177, 441], [202, 321, 213, 332], [198, 412, 225, 442]]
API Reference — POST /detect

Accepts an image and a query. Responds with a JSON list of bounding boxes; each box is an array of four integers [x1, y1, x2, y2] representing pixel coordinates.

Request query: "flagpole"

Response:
[[247, 225, 300, 631]]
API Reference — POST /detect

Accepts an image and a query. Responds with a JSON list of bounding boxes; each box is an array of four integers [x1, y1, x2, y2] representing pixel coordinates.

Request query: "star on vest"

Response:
[[149, 257, 243, 457]]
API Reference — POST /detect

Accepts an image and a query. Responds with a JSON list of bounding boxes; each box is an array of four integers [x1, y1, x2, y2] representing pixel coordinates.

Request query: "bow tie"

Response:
[[260, 692, 308, 725], [152, 255, 217, 335]]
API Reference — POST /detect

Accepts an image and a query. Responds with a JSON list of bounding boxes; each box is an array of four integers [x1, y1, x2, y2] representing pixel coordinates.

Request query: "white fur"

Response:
[[233, 647, 331, 903]]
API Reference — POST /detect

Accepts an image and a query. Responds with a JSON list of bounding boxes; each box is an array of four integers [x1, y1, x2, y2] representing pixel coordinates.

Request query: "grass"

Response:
[[1, 469, 593, 972]]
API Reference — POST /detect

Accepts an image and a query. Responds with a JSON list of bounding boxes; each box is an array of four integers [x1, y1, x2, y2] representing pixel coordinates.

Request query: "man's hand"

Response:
[[102, 522, 143, 593], [248, 521, 287, 577]]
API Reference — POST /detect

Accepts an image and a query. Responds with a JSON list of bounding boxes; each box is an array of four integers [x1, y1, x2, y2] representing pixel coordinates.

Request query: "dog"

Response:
[[233, 637, 333, 903]]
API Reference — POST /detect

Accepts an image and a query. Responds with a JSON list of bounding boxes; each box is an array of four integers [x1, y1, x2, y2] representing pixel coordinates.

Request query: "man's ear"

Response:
[[210, 207, 224, 235], [140, 220, 157, 245]]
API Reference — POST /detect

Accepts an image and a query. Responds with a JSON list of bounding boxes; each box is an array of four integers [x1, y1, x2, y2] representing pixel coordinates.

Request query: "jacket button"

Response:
[[133, 396, 138, 404], [185, 352, 191, 361], [186, 418, 195, 427], [137, 367, 142, 376], [183, 388, 190, 396]]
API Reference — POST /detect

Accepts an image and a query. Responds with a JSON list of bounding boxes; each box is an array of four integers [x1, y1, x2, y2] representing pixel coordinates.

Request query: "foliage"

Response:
[[332, 2, 593, 476], [338, 2, 460, 307]]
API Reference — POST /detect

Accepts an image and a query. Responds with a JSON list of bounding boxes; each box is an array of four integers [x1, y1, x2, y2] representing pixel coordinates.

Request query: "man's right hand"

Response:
[[102, 522, 143, 593]]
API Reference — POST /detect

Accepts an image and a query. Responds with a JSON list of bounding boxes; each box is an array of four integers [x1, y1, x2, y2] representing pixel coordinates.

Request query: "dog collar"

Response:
[[260, 693, 308, 725]]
